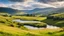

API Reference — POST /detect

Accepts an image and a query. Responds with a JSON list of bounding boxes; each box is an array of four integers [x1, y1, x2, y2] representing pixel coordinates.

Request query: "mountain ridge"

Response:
[[0, 7, 19, 14]]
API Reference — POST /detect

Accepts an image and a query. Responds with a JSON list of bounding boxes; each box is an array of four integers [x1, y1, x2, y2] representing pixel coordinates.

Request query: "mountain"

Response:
[[33, 8, 64, 15], [0, 7, 64, 15], [0, 7, 18, 14], [56, 8, 64, 12], [7, 0, 64, 15], [20, 7, 64, 15], [0, 0, 64, 15], [21, 7, 55, 14]]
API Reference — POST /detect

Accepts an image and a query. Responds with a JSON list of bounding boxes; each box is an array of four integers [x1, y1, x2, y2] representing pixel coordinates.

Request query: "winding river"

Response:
[[13, 19, 60, 29]]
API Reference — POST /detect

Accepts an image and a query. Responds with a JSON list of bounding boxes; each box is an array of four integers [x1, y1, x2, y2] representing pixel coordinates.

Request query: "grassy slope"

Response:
[[12, 16, 47, 21], [43, 13, 64, 26], [0, 15, 47, 27], [51, 13, 64, 18], [0, 24, 40, 36], [0, 24, 63, 36], [0, 13, 64, 36]]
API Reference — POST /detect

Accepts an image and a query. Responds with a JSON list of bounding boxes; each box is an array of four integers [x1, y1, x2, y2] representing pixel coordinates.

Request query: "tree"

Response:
[[56, 23, 64, 31]]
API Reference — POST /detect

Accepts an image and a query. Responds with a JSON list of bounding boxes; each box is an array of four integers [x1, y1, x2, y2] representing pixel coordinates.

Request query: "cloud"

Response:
[[38, 0, 64, 3], [9, 0, 24, 2], [9, 0, 38, 2], [8, 0, 56, 10], [0, 0, 57, 10], [0, 3, 8, 7]]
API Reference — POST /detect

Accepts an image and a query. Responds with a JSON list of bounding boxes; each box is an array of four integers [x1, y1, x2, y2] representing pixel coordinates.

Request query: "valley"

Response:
[[0, 0, 64, 36], [0, 12, 63, 36]]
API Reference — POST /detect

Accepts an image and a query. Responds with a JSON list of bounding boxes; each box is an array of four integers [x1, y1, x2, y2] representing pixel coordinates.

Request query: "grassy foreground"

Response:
[[0, 13, 64, 36], [0, 24, 63, 36]]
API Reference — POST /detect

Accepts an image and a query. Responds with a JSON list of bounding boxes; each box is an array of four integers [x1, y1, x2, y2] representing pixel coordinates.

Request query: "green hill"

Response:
[[43, 13, 64, 27]]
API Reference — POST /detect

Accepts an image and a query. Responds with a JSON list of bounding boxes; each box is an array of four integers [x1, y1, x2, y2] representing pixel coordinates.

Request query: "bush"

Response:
[[9, 24, 14, 27], [0, 21, 5, 23]]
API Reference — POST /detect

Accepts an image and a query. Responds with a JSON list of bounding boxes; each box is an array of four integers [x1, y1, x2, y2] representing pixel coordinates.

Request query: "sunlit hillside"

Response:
[[0, 13, 63, 36]]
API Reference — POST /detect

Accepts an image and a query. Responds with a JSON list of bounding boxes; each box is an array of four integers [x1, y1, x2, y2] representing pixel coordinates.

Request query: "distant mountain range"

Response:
[[21, 7, 54, 14], [0, 0, 64, 16], [21, 7, 64, 15], [0, 7, 64, 15]]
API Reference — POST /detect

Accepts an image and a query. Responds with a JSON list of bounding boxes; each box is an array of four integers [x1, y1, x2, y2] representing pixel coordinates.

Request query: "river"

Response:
[[13, 19, 60, 29]]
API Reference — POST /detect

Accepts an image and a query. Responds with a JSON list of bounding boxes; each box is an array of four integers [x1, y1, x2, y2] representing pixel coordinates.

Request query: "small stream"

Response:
[[13, 19, 41, 23], [13, 19, 60, 29], [24, 25, 44, 29]]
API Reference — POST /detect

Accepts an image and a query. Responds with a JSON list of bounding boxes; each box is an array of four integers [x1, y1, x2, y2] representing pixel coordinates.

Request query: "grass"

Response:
[[51, 13, 64, 18], [0, 24, 63, 36], [12, 16, 47, 21], [0, 24, 40, 36], [0, 15, 47, 29], [0, 13, 64, 36]]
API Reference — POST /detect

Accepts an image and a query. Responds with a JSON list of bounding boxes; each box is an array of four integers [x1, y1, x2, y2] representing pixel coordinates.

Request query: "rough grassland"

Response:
[[0, 24, 62, 36], [0, 14, 64, 36]]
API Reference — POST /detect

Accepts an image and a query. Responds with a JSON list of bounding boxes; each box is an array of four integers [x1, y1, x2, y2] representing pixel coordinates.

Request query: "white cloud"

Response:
[[0, 0, 57, 10], [8, 2, 35, 10], [48, 1, 64, 7], [8, 0, 57, 10], [0, 3, 8, 7]]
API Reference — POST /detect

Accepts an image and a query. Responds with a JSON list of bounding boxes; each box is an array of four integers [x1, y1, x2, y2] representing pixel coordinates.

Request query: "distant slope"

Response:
[[0, 7, 18, 14], [21, 7, 64, 15], [21, 7, 55, 14], [56, 8, 64, 13], [32, 8, 64, 15], [0, 7, 64, 15]]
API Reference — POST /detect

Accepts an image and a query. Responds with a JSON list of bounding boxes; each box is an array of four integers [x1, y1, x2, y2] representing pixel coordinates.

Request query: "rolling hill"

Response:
[[0, 7, 18, 14], [20, 7, 64, 15]]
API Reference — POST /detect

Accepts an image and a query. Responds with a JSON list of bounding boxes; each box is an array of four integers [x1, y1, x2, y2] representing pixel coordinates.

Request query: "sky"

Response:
[[0, 0, 64, 10]]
